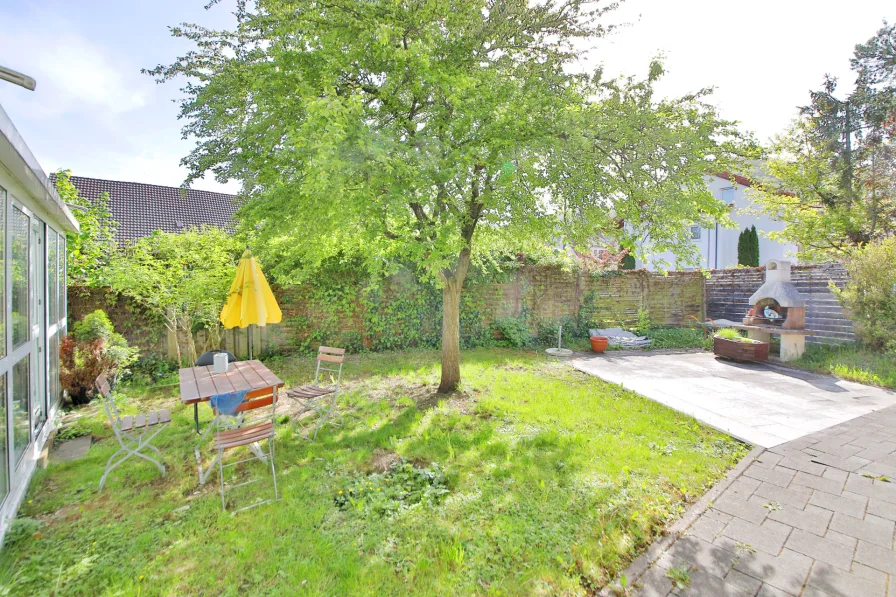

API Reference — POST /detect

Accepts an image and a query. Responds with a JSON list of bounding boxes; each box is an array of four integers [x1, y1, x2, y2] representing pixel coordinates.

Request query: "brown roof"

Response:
[[55, 175, 239, 244]]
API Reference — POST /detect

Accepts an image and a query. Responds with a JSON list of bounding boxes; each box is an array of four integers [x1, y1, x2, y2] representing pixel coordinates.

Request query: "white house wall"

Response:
[[636, 176, 799, 271]]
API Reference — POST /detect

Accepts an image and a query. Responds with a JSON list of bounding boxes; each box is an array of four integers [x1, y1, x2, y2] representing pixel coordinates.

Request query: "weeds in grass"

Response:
[[666, 566, 691, 589]]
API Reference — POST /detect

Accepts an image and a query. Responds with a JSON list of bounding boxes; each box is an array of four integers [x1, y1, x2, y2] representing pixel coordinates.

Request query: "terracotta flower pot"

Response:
[[590, 336, 609, 353]]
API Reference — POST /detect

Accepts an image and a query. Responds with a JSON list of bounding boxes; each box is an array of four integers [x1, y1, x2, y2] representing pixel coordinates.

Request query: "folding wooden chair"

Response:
[[285, 346, 345, 440], [95, 374, 170, 490], [210, 389, 279, 513]]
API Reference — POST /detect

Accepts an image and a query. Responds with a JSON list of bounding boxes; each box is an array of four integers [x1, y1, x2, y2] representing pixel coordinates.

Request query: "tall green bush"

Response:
[[833, 237, 896, 351], [737, 226, 759, 267]]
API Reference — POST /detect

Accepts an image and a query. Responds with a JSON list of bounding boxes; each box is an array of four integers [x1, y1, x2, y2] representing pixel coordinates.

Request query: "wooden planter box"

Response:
[[713, 337, 769, 362]]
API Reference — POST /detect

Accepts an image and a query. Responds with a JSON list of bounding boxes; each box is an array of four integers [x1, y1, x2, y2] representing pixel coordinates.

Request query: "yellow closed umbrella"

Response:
[[220, 248, 282, 358]]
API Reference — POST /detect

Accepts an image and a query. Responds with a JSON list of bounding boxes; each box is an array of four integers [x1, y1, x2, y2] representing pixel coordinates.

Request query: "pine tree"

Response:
[[748, 225, 760, 267], [737, 228, 749, 266]]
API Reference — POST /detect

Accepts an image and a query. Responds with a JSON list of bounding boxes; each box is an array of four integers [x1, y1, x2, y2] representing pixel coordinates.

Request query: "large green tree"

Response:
[[150, 0, 748, 391], [751, 22, 895, 260]]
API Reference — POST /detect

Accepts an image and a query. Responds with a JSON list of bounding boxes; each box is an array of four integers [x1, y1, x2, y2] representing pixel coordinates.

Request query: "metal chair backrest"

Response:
[[96, 373, 124, 437], [195, 350, 238, 367], [313, 346, 345, 390], [210, 387, 278, 432]]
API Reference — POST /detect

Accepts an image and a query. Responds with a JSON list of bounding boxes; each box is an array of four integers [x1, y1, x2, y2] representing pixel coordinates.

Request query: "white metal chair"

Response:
[[286, 346, 345, 440], [209, 388, 279, 513], [95, 374, 169, 490]]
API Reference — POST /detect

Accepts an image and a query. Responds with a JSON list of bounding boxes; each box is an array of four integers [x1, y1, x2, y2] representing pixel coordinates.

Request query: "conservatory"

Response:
[[0, 103, 79, 542]]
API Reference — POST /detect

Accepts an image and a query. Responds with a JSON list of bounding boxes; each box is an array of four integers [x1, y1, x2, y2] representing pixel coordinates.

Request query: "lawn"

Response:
[[791, 343, 896, 390], [1, 348, 747, 597]]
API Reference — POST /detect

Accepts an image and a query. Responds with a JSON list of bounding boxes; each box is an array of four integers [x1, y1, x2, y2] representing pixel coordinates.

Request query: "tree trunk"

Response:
[[438, 250, 471, 393]]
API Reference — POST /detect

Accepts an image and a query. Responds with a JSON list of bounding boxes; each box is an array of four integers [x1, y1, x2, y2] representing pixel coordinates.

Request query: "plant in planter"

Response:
[[713, 328, 769, 362]]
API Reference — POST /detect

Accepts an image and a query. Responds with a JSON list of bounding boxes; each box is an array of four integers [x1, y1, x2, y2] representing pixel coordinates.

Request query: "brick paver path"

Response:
[[630, 405, 896, 596]]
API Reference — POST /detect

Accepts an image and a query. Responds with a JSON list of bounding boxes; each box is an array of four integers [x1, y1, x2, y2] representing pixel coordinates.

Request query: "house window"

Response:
[[10, 206, 29, 349], [690, 225, 702, 240]]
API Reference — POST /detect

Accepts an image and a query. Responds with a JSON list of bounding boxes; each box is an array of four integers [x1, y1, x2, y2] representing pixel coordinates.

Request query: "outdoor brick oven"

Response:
[[746, 260, 807, 330], [737, 260, 811, 362]]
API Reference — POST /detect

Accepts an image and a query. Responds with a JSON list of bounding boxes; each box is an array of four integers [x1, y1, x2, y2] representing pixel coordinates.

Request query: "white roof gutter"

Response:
[[0, 100, 79, 233]]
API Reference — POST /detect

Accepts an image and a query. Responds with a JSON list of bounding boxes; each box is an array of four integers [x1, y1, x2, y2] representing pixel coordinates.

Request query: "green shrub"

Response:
[[72, 310, 115, 343], [833, 237, 896, 350], [491, 316, 530, 348]]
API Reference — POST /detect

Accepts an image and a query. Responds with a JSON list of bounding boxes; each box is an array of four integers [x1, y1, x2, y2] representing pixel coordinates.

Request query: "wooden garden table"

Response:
[[179, 360, 284, 433]]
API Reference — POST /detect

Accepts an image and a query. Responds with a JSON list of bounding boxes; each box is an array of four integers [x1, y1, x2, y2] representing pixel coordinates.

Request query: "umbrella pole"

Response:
[[248, 324, 253, 360]]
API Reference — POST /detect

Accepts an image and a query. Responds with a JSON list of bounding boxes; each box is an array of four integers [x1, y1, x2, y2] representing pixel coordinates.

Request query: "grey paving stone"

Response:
[[807, 562, 887, 597], [669, 569, 751, 597], [822, 468, 849, 483], [768, 503, 833, 536], [744, 464, 796, 488], [722, 518, 792, 556], [753, 453, 784, 469], [722, 477, 761, 501], [724, 569, 763, 595], [850, 561, 890, 586], [811, 455, 872, 473], [868, 499, 896, 522], [785, 528, 855, 570], [801, 587, 837, 597], [791, 470, 845, 495], [809, 490, 868, 519], [685, 516, 727, 543], [658, 536, 737, 580], [754, 481, 812, 509], [705, 508, 735, 524], [777, 456, 826, 477], [813, 442, 865, 459], [854, 541, 896, 575], [830, 512, 895, 549], [713, 493, 770, 526], [734, 548, 812, 595], [845, 475, 896, 505], [824, 529, 858, 550], [757, 584, 798, 597], [634, 564, 673, 597]]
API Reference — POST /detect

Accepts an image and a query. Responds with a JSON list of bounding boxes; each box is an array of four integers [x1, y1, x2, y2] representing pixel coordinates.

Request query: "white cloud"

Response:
[[0, 17, 149, 118]]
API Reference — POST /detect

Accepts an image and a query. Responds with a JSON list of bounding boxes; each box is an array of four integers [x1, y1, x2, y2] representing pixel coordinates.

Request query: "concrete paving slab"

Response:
[[571, 351, 896, 448], [50, 435, 92, 463]]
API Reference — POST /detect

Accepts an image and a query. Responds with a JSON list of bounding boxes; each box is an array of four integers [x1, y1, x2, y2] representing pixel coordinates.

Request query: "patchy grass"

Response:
[[642, 327, 712, 351], [0, 348, 746, 597], [791, 343, 896, 390]]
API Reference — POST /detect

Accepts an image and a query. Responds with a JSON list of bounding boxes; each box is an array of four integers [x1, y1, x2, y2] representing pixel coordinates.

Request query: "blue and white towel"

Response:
[[210, 389, 249, 416]]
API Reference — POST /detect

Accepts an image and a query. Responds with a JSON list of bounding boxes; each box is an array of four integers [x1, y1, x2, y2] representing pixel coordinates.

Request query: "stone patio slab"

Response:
[[571, 351, 896, 448]]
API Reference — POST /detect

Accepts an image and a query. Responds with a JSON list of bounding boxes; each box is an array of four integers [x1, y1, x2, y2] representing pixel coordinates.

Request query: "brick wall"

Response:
[[705, 264, 854, 344], [68, 264, 855, 358], [68, 267, 707, 358]]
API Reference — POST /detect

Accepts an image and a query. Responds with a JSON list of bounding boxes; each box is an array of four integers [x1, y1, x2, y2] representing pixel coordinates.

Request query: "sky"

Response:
[[0, 1, 893, 195]]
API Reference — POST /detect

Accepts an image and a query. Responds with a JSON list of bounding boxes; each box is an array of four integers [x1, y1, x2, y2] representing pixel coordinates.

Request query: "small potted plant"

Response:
[[713, 328, 768, 362]]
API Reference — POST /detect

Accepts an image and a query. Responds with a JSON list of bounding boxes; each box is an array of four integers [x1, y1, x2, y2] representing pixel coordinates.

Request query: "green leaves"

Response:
[[56, 170, 118, 287]]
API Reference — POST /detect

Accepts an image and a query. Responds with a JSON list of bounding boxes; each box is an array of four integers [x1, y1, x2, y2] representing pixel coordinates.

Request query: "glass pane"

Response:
[[49, 333, 59, 408], [60, 236, 67, 324], [49, 231, 58, 325], [11, 206, 29, 348], [0, 187, 5, 358], [0, 374, 6, 500], [12, 356, 30, 464]]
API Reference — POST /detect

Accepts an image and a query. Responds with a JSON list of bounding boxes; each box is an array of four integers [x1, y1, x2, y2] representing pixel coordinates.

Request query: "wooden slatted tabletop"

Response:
[[179, 360, 284, 405]]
